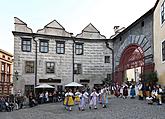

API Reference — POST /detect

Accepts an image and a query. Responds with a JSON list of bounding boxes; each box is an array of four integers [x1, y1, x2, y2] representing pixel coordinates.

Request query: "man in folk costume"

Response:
[[89, 89, 99, 109], [74, 89, 81, 105], [79, 90, 88, 111], [63, 89, 74, 111], [150, 85, 163, 105], [101, 86, 109, 108], [130, 84, 136, 99], [138, 82, 143, 100]]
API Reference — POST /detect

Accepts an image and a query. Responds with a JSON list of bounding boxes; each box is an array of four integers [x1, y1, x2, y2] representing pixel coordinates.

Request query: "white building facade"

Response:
[[12, 17, 112, 95]]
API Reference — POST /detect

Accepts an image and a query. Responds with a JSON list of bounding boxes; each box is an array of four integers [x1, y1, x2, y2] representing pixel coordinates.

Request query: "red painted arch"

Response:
[[119, 44, 144, 71]]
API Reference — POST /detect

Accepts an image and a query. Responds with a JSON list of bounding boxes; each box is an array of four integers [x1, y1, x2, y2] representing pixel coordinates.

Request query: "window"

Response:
[[74, 63, 82, 74], [25, 85, 34, 96], [46, 62, 55, 73], [56, 41, 65, 54], [1, 74, 5, 82], [6, 74, 10, 82], [40, 40, 49, 53], [162, 40, 165, 61], [119, 37, 122, 41], [75, 43, 83, 55], [7, 64, 10, 73], [25, 61, 34, 73], [161, 1, 165, 24], [107, 74, 112, 80], [22, 38, 31, 52], [1, 62, 5, 73], [141, 21, 144, 27], [105, 56, 110, 63]]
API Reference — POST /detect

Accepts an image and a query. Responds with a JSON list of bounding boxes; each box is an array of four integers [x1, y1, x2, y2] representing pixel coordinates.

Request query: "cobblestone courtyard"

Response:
[[0, 97, 165, 119]]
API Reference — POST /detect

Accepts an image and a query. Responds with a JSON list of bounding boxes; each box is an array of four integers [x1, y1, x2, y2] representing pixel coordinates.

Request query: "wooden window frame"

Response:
[[56, 41, 65, 54], [105, 56, 110, 63], [39, 40, 49, 53], [75, 43, 83, 55], [74, 63, 82, 74], [21, 38, 32, 52], [46, 62, 55, 74], [25, 61, 34, 73]]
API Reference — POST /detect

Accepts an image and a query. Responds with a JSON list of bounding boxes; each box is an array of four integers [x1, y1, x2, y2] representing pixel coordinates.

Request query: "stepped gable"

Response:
[[14, 17, 33, 33], [76, 23, 106, 39], [37, 20, 71, 37]]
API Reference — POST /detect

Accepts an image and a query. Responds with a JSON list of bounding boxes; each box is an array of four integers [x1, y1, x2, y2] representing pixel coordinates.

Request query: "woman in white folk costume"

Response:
[[89, 89, 99, 109], [83, 90, 89, 106], [79, 90, 88, 111], [74, 89, 81, 105], [101, 87, 109, 108], [63, 89, 74, 111]]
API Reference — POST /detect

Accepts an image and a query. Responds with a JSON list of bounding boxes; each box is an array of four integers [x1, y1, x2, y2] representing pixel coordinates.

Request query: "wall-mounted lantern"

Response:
[[14, 70, 19, 80]]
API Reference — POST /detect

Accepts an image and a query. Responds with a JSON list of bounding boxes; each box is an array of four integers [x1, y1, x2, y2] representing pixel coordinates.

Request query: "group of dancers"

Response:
[[63, 87, 109, 111]]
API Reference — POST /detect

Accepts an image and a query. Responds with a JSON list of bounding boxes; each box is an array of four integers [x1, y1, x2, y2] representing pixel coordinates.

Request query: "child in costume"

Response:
[[63, 89, 74, 111], [89, 89, 99, 109], [101, 87, 108, 108], [79, 90, 88, 111], [74, 89, 81, 105], [130, 84, 136, 99]]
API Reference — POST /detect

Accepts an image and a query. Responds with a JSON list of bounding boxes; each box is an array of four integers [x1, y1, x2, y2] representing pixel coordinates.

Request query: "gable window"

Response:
[[22, 38, 31, 52], [75, 43, 83, 55], [25, 61, 34, 73], [74, 63, 82, 74], [162, 40, 165, 61], [40, 40, 49, 53], [56, 41, 65, 54], [46, 62, 55, 73], [105, 56, 110, 63], [161, 1, 165, 24]]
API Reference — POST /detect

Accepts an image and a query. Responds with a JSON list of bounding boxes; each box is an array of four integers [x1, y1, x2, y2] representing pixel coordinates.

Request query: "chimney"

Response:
[[114, 26, 120, 34]]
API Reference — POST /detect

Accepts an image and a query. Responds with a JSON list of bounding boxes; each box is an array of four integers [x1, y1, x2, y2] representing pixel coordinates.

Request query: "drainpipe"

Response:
[[105, 41, 114, 83], [32, 35, 37, 87], [70, 33, 75, 82]]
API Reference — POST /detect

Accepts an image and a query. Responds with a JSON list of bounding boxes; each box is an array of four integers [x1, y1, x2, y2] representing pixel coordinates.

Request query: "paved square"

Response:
[[0, 97, 165, 119]]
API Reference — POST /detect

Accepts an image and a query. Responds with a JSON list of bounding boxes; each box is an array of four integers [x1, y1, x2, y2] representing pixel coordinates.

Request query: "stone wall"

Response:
[[13, 18, 112, 94], [113, 11, 153, 69]]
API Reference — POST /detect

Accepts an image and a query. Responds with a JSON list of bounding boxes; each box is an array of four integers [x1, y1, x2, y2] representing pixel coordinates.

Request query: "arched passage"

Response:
[[114, 44, 145, 84]]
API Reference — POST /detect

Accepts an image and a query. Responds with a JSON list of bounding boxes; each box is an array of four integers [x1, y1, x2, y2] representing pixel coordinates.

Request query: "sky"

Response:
[[0, 0, 156, 54]]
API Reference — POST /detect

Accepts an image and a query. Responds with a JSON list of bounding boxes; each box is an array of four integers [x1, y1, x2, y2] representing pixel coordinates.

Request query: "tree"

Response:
[[102, 74, 113, 86], [141, 71, 158, 84]]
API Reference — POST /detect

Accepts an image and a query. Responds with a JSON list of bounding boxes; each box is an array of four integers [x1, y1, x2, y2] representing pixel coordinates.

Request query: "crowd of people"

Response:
[[0, 81, 164, 112], [112, 81, 164, 105], [0, 90, 65, 112], [0, 94, 28, 112]]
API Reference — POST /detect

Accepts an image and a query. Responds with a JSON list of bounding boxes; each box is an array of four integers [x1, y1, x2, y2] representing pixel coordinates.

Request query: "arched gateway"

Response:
[[114, 35, 154, 84]]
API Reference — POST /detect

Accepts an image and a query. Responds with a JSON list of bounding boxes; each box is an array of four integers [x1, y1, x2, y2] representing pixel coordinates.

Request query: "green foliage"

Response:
[[102, 76, 113, 86], [142, 71, 158, 84]]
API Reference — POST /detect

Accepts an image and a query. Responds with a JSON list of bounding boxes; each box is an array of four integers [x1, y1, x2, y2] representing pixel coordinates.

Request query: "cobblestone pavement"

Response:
[[0, 97, 165, 119]]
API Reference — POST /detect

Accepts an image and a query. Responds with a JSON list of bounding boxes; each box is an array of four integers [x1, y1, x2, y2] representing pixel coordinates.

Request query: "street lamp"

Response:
[[14, 70, 19, 80]]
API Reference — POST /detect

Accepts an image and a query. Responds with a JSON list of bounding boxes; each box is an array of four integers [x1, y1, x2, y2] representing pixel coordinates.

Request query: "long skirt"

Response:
[[74, 96, 80, 105], [79, 97, 86, 108], [64, 96, 74, 106], [90, 96, 97, 106]]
